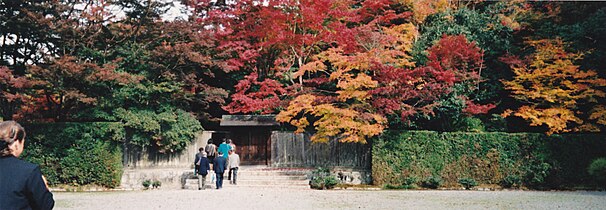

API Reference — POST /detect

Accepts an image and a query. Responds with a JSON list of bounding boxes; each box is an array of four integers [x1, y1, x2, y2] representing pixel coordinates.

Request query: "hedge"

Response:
[[372, 131, 606, 189], [21, 122, 124, 188]]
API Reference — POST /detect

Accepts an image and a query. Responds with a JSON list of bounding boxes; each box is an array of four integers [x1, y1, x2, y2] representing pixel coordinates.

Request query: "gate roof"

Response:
[[220, 115, 279, 126]]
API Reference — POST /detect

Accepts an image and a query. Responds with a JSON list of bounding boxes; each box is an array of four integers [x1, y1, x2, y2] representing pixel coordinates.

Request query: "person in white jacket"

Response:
[[227, 149, 240, 185]]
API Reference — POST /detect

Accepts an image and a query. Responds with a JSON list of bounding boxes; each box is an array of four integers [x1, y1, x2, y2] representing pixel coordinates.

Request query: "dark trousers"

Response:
[[229, 167, 238, 184], [215, 172, 224, 189]]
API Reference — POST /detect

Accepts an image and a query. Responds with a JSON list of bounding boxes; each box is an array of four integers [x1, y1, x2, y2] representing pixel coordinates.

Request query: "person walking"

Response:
[[227, 149, 240, 185], [0, 121, 54, 210], [194, 147, 203, 175], [204, 139, 217, 164], [194, 150, 210, 190], [227, 139, 236, 154], [212, 151, 228, 189], [217, 138, 231, 160]]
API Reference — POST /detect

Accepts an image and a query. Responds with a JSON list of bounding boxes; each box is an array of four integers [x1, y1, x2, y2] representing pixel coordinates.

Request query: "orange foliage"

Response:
[[276, 94, 386, 143], [404, 0, 454, 23], [502, 39, 606, 134]]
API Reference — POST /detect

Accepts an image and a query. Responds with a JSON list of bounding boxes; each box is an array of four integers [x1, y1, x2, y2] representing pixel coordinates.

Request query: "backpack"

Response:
[[205, 144, 216, 156]]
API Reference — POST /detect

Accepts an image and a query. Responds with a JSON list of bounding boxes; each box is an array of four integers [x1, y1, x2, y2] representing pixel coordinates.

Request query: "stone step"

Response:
[[188, 174, 308, 180], [183, 180, 309, 190], [186, 178, 308, 184], [235, 172, 309, 177], [185, 178, 309, 187], [230, 170, 311, 176]]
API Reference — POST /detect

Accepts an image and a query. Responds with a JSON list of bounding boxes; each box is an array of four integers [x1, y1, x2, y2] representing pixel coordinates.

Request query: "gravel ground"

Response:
[[53, 187, 606, 210]]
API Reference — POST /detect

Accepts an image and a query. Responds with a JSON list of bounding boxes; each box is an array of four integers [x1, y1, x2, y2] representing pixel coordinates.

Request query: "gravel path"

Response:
[[53, 187, 606, 210]]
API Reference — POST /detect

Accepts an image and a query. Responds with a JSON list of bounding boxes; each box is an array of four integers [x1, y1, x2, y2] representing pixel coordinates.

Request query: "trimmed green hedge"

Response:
[[21, 122, 124, 188], [372, 131, 606, 189]]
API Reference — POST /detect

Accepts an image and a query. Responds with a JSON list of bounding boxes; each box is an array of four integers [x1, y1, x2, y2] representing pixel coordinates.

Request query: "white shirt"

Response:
[[228, 153, 240, 169]]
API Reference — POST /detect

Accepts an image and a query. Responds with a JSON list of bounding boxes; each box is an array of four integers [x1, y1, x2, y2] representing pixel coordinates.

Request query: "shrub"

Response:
[[142, 180, 152, 189], [309, 167, 338, 190], [459, 178, 478, 190], [115, 108, 202, 153], [372, 131, 606, 190], [59, 134, 123, 188], [22, 122, 124, 188], [588, 158, 606, 187], [383, 184, 411, 189], [422, 176, 443, 189], [501, 175, 522, 189], [152, 180, 162, 189], [382, 176, 419, 190]]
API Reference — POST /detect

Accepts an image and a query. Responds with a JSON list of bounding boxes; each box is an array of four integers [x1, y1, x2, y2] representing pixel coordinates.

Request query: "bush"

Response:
[[59, 134, 123, 188], [22, 122, 124, 188], [501, 175, 522, 189], [422, 176, 443, 189], [142, 180, 152, 189], [115, 108, 202, 153], [309, 167, 338, 190], [383, 176, 419, 189], [152, 180, 162, 189], [372, 131, 606, 190], [459, 178, 478, 190], [588, 158, 606, 187]]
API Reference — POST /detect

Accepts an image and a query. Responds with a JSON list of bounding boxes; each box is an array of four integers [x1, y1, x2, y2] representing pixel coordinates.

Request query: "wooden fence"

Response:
[[270, 131, 371, 169]]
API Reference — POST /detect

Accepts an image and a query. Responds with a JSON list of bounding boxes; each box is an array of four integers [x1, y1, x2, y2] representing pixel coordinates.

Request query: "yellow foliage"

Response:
[[276, 94, 386, 144], [295, 60, 326, 78], [503, 39, 606, 134], [380, 23, 418, 68], [404, 0, 454, 23], [336, 74, 378, 101], [590, 105, 606, 126], [275, 94, 315, 133], [514, 106, 582, 135]]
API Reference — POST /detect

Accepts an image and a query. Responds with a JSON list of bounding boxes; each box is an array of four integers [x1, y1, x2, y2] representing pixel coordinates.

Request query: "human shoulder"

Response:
[[1, 156, 37, 170]]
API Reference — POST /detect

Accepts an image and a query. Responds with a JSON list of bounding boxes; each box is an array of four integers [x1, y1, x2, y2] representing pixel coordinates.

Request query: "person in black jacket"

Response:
[[212, 151, 228, 189], [0, 120, 54, 210], [194, 149, 210, 190]]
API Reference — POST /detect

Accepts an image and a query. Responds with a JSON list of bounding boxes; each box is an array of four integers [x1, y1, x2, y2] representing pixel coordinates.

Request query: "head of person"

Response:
[[226, 139, 232, 144], [0, 121, 26, 158], [198, 147, 204, 153], [221, 138, 226, 144], [207, 139, 213, 144]]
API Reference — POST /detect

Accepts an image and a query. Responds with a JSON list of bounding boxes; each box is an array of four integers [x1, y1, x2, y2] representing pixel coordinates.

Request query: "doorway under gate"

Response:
[[210, 129, 271, 165]]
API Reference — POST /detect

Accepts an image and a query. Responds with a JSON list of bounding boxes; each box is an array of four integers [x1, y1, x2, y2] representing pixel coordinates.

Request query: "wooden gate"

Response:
[[229, 129, 271, 165]]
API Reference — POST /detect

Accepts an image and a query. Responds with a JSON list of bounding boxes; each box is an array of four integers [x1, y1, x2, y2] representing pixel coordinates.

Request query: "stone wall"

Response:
[[122, 131, 214, 168], [120, 131, 214, 189]]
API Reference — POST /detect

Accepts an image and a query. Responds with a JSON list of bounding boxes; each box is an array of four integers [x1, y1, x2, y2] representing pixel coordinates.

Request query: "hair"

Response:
[[199, 147, 204, 152], [0, 121, 26, 157], [207, 139, 213, 144], [226, 139, 232, 144], [221, 138, 226, 143]]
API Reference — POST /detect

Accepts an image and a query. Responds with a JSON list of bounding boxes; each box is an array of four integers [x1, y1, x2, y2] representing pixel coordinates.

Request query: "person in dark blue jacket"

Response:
[[212, 151, 228, 189], [194, 149, 210, 190], [0, 121, 54, 210]]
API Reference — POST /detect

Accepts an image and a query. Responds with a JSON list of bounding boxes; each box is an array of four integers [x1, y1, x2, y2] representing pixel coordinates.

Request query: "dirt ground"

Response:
[[52, 186, 606, 210]]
